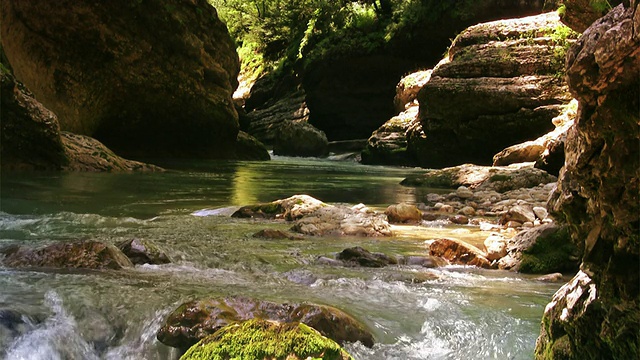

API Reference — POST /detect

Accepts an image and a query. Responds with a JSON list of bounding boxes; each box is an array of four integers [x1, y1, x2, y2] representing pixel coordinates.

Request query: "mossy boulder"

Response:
[[0, 241, 133, 270], [180, 319, 352, 360], [157, 296, 374, 352], [232, 195, 327, 220], [274, 120, 329, 158]]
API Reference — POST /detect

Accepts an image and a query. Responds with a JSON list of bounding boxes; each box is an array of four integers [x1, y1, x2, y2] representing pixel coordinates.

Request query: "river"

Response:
[[0, 156, 562, 359]]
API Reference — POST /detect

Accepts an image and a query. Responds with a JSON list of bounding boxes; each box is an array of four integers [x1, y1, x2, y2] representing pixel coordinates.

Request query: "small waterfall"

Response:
[[4, 291, 99, 360]]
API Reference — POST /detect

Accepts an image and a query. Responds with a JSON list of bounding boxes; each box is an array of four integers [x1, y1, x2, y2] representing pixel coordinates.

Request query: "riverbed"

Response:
[[0, 157, 562, 359]]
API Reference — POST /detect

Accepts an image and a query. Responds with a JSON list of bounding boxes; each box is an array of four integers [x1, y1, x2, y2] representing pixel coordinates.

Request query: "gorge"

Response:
[[0, 0, 637, 359]]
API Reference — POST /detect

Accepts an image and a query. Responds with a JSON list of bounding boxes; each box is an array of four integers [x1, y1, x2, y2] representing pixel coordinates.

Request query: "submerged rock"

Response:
[[336, 246, 398, 268], [180, 319, 353, 360], [116, 238, 170, 265], [0, 241, 133, 270], [252, 229, 305, 240], [384, 203, 422, 224], [157, 297, 374, 351]]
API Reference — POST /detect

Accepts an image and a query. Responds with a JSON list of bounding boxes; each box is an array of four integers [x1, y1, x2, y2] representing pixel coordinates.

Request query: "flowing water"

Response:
[[0, 157, 563, 360]]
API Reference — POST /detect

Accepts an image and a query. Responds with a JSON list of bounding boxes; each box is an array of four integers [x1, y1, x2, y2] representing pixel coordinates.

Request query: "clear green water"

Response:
[[0, 157, 563, 359]]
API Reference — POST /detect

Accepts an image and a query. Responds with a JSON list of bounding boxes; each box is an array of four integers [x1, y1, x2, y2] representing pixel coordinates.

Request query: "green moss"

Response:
[[180, 319, 352, 360], [519, 227, 579, 274], [489, 174, 511, 182]]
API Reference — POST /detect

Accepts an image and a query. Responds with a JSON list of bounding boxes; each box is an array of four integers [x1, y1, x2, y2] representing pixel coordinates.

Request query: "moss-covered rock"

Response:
[[180, 319, 352, 360], [517, 226, 579, 274], [157, 296, 374, 351], [0, 241, 134, 270]]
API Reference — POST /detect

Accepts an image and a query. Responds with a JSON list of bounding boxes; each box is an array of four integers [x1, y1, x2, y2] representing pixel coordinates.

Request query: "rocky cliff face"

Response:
[[536, 3, 639, 359], [0, 0, 263, 159], [407, 12, 575, 168], [1, 66, 160, 172]]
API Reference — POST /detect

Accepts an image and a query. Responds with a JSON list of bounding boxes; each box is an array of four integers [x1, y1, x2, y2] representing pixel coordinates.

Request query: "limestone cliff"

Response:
[[535, 2, 639, 359], [0, 0, 266, 159], [408, 12, 575, 168], [1, 67, 160, 172]]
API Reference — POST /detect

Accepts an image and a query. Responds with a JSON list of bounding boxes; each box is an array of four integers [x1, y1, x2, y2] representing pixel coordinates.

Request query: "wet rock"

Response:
[[274, 120, 329, 157], [252, 229, 304, 240], [458, 206, 476, 216], [116, 238, 170, 265], [336, 246, 397, 268], [315, 256, 344, 267], [534, 272, 564, 282], [292, 204, 391, 237], [232, 195, 327, 220], [401, 163, 557, 193], [282, 269, 318, 286], [398, 255, 448, 268], [497, 223, 578, 273], [429, 238, 493, 269], [180, 319, 352, 360], [0, 241, 133, 270], [532, 206, 549, 220], [0, 0, 256, 159], [449, 215, 469, 225], [384, 203, 422, 224], [501, 205, 536, 224], [157, 297, 374, 351], [61, 132, 162, 172], [483, 233, 508, 261], [456, 186, 474, 199]]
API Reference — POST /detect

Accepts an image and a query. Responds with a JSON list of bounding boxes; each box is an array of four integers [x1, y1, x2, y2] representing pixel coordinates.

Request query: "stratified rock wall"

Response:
[[0, 0, 243, 158], [536, 3, 639, 359], [408, 12, 575, 168]]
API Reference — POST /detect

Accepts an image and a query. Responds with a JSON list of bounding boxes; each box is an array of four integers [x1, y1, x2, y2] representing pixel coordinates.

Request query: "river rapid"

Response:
[[0, 157, 563, 360]]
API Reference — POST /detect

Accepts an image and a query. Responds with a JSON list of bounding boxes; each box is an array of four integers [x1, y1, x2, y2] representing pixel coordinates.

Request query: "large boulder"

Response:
[[156, 297, 374, 351], [301, 2, 551, 142], [246, 90, 310, 145], [493, 99, 577, 176], [408, 12, 575, 168], [361, 71, 431, 166], [401, 163, 557, 192], [0, 64, 67, 170], [274, 120, 329, 157], [0, 0, 266, 160], [429, 238, 493, 269], [535, 3, 640, 359], [497, 223, 579, 273], [1, 61, 162, 172], [0, 241, 133, 270], [180, 319, 352, 360], [292, 204, 392, 237]]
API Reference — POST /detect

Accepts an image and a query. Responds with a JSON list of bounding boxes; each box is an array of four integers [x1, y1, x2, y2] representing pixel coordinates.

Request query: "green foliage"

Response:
[[208, 0, 485, 79], [180, 319, 352, 360], [590, 0, 612, 13]]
